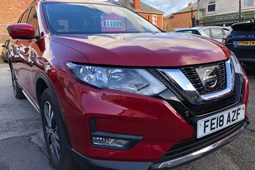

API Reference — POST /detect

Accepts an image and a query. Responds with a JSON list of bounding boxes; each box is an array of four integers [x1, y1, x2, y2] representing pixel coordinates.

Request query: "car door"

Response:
[[26, 6, 44, 101], [10, 9, 31, 91], [10, 6, 41, 100], [24, 6, 41, 101]]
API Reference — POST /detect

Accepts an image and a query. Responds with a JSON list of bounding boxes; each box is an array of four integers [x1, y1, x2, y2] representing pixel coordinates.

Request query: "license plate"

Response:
[[238, 41, 255, 46], [197, 104, 245, 138]]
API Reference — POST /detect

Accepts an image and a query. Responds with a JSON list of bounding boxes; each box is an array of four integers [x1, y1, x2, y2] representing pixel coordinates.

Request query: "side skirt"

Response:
[[22, 89, 40, 113]]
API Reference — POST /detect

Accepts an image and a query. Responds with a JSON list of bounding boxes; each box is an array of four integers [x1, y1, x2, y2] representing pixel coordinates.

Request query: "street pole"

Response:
[[191, 8, 193, 27], [239, 0, 242, 22], [197, 0, 200, 26]]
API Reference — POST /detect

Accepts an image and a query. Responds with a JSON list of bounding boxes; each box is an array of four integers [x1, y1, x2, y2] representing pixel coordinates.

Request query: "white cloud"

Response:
[[142, 0, 197, 15]]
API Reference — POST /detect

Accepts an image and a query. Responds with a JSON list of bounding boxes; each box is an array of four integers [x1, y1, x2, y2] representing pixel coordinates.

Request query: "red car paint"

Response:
[[7, 0, 249, 169]]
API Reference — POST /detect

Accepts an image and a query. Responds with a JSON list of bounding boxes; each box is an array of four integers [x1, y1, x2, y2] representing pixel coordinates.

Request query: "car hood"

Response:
[[50, 32, 230, 67]]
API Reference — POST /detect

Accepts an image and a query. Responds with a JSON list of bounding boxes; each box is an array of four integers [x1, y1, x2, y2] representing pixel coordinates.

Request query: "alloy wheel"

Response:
[[44, 101, 61, 161]]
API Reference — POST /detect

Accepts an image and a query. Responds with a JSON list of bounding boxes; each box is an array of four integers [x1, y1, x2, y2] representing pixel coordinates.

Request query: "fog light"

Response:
[[90, 118, 143, 150], [92, 137, 130, 149]]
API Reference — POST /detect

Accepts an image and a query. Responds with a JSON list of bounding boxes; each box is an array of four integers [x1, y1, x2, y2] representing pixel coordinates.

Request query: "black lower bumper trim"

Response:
[[70, 149, 151, 170]]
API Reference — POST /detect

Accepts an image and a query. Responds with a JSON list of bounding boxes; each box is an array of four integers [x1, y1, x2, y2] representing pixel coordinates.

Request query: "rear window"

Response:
[[232, 23, 255, 32], [43, 3, 160, 34], [203, 28, 211, 37], [210, 28, 224, 39]]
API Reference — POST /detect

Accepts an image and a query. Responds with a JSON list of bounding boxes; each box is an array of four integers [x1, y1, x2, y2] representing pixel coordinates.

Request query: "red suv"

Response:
[[7, 0, 249, 170]]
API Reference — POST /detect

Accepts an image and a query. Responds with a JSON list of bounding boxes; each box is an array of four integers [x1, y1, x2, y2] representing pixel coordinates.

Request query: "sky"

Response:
[[142, 0, 197, 16]]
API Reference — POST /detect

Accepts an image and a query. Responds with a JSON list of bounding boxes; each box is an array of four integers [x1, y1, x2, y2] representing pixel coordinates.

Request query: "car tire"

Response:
[[3, 55, 8, 63], [4, 57, 8, 63], [40, 88, 79, 170], [11, 68, 25, 99]]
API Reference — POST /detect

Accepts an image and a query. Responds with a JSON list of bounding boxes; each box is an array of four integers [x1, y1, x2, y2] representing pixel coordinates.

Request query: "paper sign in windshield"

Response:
[[101, 14, 126, 32]]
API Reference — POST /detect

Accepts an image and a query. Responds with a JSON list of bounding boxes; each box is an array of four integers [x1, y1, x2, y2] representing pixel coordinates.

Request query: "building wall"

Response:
[[201, 0, 255, 25], [200, 0, 255, 16], [163, 17, 172, 31], [0, 0, 32, 43], [168, 11, 197, 28], [137, 12, 163, 29]]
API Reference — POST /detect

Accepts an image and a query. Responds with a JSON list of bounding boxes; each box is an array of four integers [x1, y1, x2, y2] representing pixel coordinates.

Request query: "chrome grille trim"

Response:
[[201, 59, 234, 101], [158, 59, 234, 103]]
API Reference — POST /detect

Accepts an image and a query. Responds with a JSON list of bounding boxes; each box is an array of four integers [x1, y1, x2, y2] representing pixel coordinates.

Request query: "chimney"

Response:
[[134, 0, 140, 10], [188, 2, 192, 6]]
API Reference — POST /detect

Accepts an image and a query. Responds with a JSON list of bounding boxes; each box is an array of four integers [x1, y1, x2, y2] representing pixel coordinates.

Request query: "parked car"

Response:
[[224, 22, 255, 64], [7, 0, 249, 170], [175, 26, 230, 42], [1, 40, 10, 62]]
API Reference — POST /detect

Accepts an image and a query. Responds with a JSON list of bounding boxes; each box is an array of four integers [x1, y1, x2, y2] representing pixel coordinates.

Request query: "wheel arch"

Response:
[[35, 72, 72, 147]]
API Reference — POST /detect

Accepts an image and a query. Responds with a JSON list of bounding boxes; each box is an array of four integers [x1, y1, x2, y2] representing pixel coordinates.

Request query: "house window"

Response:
[[208, 0, 216, 12], [152, 15, 157, 25], [244, 0, 254, 6]]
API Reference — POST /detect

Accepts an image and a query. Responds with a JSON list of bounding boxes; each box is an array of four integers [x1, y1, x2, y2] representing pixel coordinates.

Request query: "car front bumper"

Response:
[[59, 60, 250, 169], [70, 121, 248, 170]]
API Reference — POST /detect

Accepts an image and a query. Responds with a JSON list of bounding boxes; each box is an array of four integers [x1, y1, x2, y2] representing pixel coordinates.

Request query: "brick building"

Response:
[[0, 0, 32, 43], [118, 0, 164, 29], [164, 2, 198, 29]]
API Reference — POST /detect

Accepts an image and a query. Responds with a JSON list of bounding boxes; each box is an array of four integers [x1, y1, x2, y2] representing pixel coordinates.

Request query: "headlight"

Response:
[[67, 62, 166, 95], [230, 52, 243, 74]]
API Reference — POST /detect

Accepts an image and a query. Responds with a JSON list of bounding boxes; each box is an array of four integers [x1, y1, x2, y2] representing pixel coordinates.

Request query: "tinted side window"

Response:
[[183, 30, 193, 34], [232, 23, 255, 32], [27, 7, 39, 35], [192, 30, 201, 35], [177, 30, 193, 34], [20, 9, 30, 23], [223, 28, 229, 35], [177, 30, 201, 35]]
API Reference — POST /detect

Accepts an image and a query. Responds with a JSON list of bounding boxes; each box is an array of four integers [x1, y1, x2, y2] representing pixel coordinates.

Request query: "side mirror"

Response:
[[7, 23, 35, 39]]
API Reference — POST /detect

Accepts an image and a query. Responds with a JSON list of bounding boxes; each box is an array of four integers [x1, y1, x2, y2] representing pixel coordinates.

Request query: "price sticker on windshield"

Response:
[[101, 13, 126, 32]]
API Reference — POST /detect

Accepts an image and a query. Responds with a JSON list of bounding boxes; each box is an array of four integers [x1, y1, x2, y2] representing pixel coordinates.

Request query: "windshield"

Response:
[[43, 3, 161, 34]]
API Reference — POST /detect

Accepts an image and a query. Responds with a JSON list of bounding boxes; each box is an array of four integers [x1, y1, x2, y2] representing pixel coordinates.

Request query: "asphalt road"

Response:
[[0, 63, 254, 170]]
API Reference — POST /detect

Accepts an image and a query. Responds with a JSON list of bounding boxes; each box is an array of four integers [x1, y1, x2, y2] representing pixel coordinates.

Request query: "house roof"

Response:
[[175, 2, 197, 14], [118, 0, 164, 14], [164, 13, 174, 19]]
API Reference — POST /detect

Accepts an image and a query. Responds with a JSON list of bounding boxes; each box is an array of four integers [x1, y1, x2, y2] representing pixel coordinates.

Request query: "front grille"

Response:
[[189, 92, 236, 115], [181, 61, 226, 94], [152, 60, 242, 116], [153, 121, 246, 164], [181, 67, 205, 93], [218, 62, 227, 88]]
